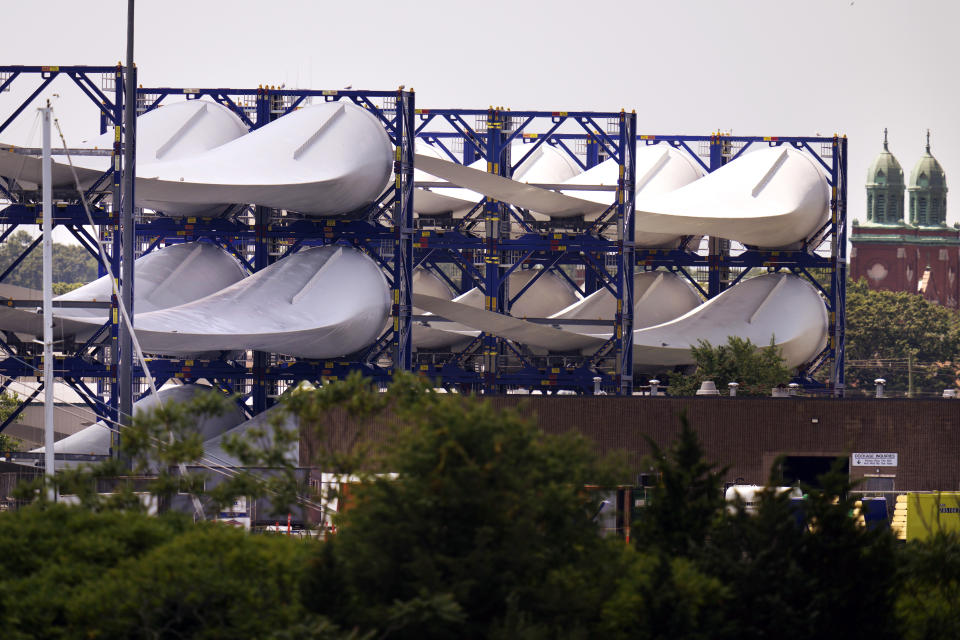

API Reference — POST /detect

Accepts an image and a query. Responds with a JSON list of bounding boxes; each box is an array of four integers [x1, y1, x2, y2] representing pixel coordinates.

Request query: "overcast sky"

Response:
[[2, 0, 958, 232]]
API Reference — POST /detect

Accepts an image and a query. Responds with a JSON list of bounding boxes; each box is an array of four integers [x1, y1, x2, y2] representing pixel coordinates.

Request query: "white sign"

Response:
[[852, 453, 898, 467]]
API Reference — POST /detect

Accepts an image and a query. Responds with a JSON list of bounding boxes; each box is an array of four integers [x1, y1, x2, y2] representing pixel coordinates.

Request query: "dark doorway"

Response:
[[781, 456, 848, 489]]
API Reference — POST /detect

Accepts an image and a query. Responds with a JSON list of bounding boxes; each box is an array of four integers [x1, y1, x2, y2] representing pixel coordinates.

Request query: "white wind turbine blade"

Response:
[[632, 146, 829, 248], [0, 242, 247, 340], [33, 384, 246, 456], [0, 100, 248, 189], [412, 269, 579, 350], [414, 141, 583, 216], [135, 101, 393, 216], [415, 153, 605, 218], [628, 273, 828, 368], [415, 273, 826, 370], [415, 146, 826, 248], [78, 245, 391, 359]]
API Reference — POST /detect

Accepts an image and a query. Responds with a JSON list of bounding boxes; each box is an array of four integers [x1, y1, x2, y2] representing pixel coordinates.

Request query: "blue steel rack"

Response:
[[413, 108, 637, 395], [626, 134, 848, 394], [0, 65, 846, 423], [0, 66, 416, 435], [0, 65, 126, 432], [413, 117, 847, 396], [128, 85, 415, 413]]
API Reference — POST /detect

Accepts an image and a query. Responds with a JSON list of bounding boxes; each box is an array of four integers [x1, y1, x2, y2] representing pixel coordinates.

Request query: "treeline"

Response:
[[0, 229, 99, 290], [845, 278, 960, 394], [1, 375, 958, 639]]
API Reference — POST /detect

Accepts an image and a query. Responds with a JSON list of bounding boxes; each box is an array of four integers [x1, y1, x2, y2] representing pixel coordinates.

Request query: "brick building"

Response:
[[850, 130, 958, 307], [304, 396, 960, 491]]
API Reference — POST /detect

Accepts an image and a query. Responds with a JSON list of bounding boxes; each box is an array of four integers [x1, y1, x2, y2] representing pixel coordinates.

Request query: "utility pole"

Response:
[[907, 352, 914, 398], [118, 0, 136, 457], [40, 101, 55, 500]]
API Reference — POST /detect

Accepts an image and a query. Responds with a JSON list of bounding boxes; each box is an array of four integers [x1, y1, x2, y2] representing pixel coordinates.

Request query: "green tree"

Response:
[[601, 415, 732, 639], [304, 374, 626, 639], [666, 336, 792, 396], [600, 549, 728, 640], [0, 505, 191, 639], [0, 391, 22, 452], [0, 504, 343, 640], [895, 533, 960, 640], [0, 229, 99, 290], [69, 523, 317, 639], [633, 412, 727, 557], [16, 374, 959, 638], [845, 278, 960, 395], [700, 462, 899, 640], [51, 281, 85, 295]]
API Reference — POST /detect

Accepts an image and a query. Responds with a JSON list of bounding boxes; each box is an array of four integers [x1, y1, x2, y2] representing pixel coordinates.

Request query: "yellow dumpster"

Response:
[[899, 492, 960, 541]]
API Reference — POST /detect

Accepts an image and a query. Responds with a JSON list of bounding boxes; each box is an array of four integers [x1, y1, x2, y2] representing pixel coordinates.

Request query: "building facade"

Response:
[[306, 395, 960, 492], [850, 130, 959, 307]]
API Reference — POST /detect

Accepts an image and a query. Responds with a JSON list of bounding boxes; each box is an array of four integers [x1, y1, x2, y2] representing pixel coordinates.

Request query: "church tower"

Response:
[[851, 129, 960, 308], [865, 128, 905, 225], [908, 130, 948, 227]]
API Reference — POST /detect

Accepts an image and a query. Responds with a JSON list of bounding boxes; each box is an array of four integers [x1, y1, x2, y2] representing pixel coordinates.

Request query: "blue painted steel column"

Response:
[[482, 108, 508, 393], [393, 88, 415, 373], [707, 134, 729, 298], [832, 135, 848, 397], [252, 205, 270, 414], [255, 87, 270, 129], [586, 133, 600, 169], [462, 135, 480, 165], [585, 128, 603, 311], [617, 111, 637, 395], [109, 64, 123, 456], [250, 86, 275, 410]]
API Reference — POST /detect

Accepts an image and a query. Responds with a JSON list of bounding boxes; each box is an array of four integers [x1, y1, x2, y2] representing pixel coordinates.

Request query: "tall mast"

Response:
[[40, 101, 55, 499]]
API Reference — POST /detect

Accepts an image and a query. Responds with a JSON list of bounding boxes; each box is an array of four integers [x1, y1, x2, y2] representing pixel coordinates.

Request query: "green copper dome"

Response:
[[865, 129, 905, 225], [867, 133, 904, 188], [908, 130, 948, 226], [909, 133, 947, 189]]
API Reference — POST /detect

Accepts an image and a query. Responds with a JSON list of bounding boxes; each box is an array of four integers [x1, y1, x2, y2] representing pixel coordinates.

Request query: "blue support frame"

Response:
[[0, 65, 846, 409], [0, 67, 416, 431], [0, 65, 125, 435], [629, 134, 846, 393], [127, 84, 416, 405], [413, 108, 638, 395], [412, 123, 847, 395]]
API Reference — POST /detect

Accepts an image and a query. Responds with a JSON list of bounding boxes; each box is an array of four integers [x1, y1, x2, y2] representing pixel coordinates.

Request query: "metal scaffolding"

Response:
[[413, 108, 637, 394], [0, 66, 415, 441], [412, 118, 847, 396], [127, 85, 416, 411], [0, 65, 124, 434], [0, 65, 847, 437]]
